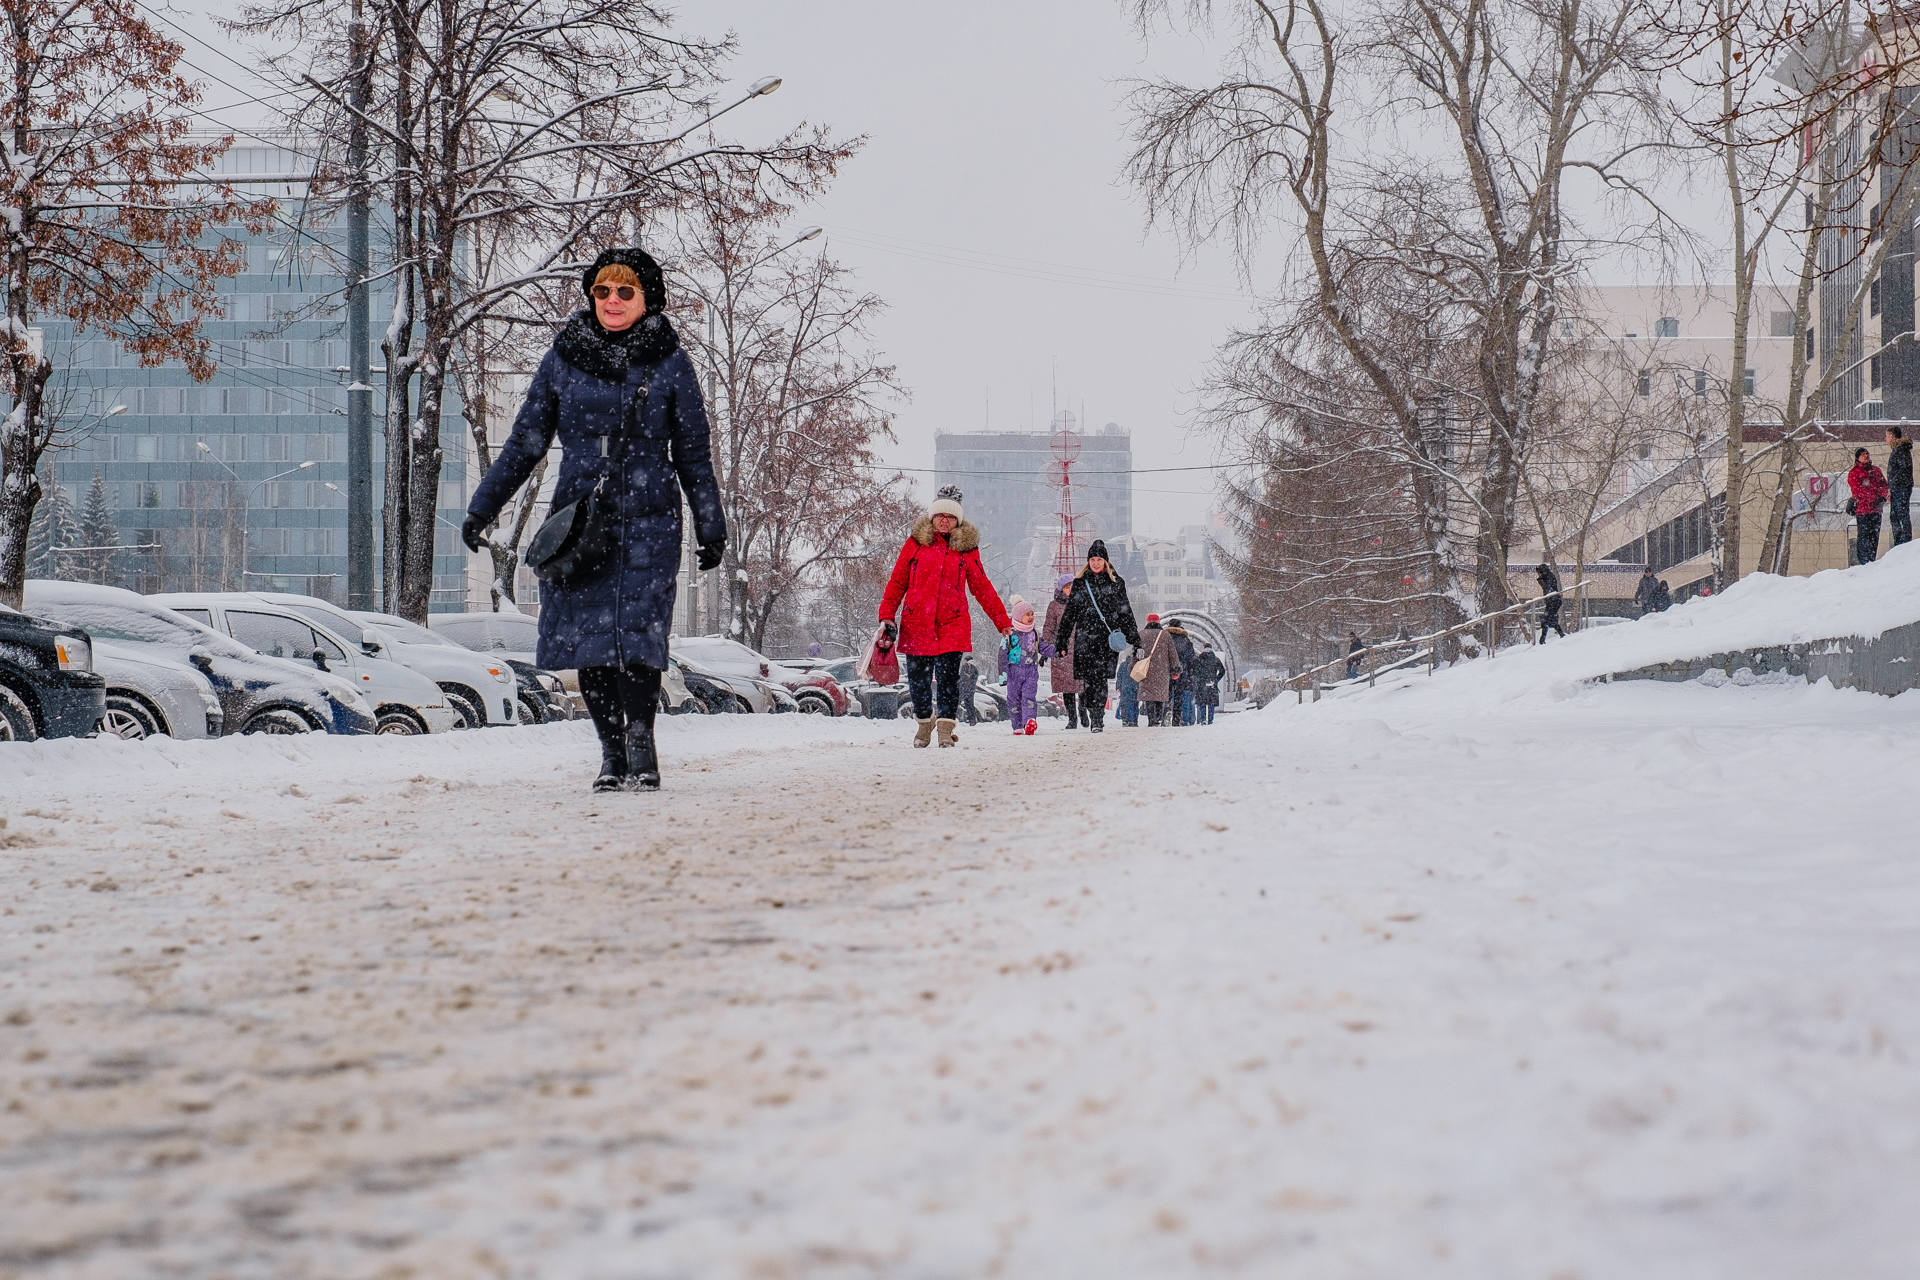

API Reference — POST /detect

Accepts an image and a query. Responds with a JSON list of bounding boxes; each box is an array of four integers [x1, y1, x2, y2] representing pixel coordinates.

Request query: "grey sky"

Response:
[[175, 0, 1257, 537]]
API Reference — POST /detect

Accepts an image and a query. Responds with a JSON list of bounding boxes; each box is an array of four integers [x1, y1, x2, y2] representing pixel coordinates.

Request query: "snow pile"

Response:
[[1288, 542, 1920, 712]]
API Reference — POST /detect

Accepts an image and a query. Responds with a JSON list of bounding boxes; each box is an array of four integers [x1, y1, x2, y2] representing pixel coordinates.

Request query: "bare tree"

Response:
[[1127, 0, 1674, 622], [0, 0, 268, 609]]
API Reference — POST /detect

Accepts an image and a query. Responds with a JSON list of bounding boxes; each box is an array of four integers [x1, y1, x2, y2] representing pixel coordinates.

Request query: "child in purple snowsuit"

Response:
[[1000, 599, 1053, 731]]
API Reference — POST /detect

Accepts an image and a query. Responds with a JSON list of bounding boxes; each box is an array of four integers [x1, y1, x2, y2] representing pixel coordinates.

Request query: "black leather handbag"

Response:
[[525, 387, 644, 587]]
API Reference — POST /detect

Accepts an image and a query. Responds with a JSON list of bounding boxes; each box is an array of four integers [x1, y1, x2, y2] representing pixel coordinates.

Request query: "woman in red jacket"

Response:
[[879, 485, 1011, 747], [1849, 446, 1891, 565]]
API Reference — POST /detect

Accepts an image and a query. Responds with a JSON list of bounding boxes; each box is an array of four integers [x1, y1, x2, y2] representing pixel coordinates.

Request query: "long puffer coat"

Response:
[[878, 516, 1011, 656], [1043, 593, 1082, 695], [1131, 620, 1181, 702], [468, 310, 725, 672], [1053, 568, 1140, 685], [1190, 650, 1225, 705]]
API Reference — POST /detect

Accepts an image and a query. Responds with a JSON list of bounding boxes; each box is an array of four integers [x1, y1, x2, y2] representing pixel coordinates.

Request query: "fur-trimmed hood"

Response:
[[911, 515, 980, 553]]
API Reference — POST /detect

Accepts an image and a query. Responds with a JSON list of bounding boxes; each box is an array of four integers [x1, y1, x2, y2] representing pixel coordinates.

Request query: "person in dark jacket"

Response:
[[1848, 447, 1890, 565], [1053, 539, 1140, 734], [465, 247, 725, 793], [1634, 567, 1660, 616], [1165, 620, 1198, 724], [1190, 647, 1225, 724], [1535, 561, 1566, 641], [1043, 573, 1085, 728], [1887, 427, 1913, 548], [1345, 630, 1364, 680], [1651, 578, 1672, 611], [958, 654, 981, 727]]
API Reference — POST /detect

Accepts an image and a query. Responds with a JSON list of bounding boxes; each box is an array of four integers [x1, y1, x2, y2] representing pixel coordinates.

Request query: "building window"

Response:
[[1871, 277, 1882, 316], [218, 434, 246, 462], [131, 435, 158, 462], [1771, 311, 1795, 338], [1806, 327, 1815, 359], [1694, 369, 1709, 397], [133, 482, 161, 508], [1744, 368, 1756, 396], [1636, 370, 1651, 397], [1655, 317, 1679, 338], [302, 528, 334, 555], [262, 482, 295, 509], [304, 434, 336, 461], [255, 527, 292, 555], [263, 434, 292, 462], [1872, 355, 1883, 389]]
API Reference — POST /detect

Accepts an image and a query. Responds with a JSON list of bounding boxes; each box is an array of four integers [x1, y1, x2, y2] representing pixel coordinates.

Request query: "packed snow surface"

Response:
[[4, 660, 1918, 1276]]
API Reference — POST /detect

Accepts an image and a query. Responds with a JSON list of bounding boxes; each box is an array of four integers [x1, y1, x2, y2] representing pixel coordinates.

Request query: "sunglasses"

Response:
[[591, 284, 638, 301]]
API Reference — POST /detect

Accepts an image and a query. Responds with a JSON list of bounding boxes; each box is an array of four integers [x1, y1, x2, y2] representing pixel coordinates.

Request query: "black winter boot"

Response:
[[625, 718, 660, 791], [593, 730, 628, 792]]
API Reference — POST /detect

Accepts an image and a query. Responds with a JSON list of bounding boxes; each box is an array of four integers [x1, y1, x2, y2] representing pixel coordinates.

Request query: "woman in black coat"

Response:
[[463, 247, 726, 792], [1051, 539, 1140, 733]]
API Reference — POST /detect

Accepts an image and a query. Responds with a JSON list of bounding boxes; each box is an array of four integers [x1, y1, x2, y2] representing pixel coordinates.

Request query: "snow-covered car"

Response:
[[23, 582, 376, 735], [94, 643, 224, 740], [670, 658, 742, 713], [671, 636, 849, 715], [416, 609, 577, 719], [674, 651, 775, 712], [345, 610, 522, 729], [0, 598, 105, 741], [371, 609, 537, 727], [151, 594, 457, 736]]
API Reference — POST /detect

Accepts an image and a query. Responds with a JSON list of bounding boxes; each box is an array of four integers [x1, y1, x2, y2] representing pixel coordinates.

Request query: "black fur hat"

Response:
[[581, 246, 667, 316]]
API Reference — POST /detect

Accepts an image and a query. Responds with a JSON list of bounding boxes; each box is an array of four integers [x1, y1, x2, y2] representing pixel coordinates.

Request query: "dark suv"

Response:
[[0, 601, 106, 740]]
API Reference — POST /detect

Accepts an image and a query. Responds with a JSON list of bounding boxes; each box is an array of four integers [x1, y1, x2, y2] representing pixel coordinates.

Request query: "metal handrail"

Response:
[[1286, 580, 1591, 702]]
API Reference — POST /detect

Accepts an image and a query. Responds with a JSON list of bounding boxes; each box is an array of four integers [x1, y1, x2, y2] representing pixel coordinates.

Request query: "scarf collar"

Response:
[[1012, 617, 1035, 633], [554, 309, 679, 380]]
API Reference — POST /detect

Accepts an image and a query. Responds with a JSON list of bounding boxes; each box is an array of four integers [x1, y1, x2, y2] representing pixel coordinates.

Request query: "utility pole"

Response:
[[345, 0, 376, 610]]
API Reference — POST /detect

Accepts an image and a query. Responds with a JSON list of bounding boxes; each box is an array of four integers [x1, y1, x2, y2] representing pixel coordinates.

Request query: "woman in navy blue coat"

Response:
[[464, 247, 726, 792]]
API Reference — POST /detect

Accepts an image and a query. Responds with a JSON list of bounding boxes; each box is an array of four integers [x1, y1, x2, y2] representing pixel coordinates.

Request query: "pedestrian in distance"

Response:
[[958, 653, 981, 727], [1652, 578, 1672, 612], [1190, 646, 1225, 724], [1847, 446, 1890, 565], [1115, 640, 1141, 727], [1052, 539, 1141, 734], [1887, 427, 1913, 548], [879, 484, 1012, 748], [1000, 599, 1053, 734], [1634, 566, 1659, 617], [1535, 561, 1566, 642], [1345, 630, 1363, 680], [1131, 613, 1181, 726], [1044, 573, 1085, 729], [1165, 619, 1198, 724], [464, 246, 725, 793]]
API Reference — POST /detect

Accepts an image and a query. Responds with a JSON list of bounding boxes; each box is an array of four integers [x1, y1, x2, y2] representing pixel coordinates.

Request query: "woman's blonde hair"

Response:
[[593, 263, 641, 291]]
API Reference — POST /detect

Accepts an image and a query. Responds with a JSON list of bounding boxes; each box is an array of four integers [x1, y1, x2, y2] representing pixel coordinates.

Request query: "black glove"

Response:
[[461, 514, 488, 554], [697, 538, 726, 571]]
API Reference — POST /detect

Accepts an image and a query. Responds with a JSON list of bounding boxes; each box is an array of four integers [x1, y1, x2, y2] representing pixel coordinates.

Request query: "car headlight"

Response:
[[487, 664, 512, 684], [320, 674, 373, 715], [53, 634, 92, 673]]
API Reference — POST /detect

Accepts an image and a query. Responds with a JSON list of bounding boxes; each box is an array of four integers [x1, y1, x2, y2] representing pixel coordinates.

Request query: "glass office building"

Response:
[[33, 143, 470, 607]]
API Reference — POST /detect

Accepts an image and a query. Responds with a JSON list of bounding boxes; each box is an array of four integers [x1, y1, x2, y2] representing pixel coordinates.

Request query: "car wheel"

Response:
[[242, 708, 314, 735], [0, 684, 37, 741], [439, 685, 483, 730], [376, 708, 426, 735], [103, 694, 163, 741], [796, 691, 831, 715], [517, 692, 549, 725]]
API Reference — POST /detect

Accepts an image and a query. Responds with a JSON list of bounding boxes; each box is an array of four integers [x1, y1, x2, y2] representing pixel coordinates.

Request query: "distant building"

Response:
[[1106, 524, 1230, 620], [31, 139, 471, 608], [934, 414, 1131, 604]]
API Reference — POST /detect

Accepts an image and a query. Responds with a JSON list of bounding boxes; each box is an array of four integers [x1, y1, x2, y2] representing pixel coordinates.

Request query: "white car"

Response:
[[94, 642, 225, 740], [348, 610, 528, 727], [149, 593, 458, 735]]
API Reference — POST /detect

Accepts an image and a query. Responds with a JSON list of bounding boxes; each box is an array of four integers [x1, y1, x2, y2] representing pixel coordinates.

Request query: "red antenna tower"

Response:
[[1049, 417, 1083, 578]]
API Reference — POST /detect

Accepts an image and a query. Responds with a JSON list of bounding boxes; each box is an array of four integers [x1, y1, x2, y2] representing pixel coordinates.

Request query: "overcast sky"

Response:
[[178, 0, 1259, 537]]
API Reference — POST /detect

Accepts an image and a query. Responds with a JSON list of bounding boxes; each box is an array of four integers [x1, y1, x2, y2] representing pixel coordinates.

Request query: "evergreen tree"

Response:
[[24, 472, 82, 580], [80, 473, 120, 586]]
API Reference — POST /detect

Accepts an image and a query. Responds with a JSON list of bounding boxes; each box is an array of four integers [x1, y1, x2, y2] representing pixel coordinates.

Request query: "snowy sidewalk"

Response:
[[3, 685, 1918, 1278]]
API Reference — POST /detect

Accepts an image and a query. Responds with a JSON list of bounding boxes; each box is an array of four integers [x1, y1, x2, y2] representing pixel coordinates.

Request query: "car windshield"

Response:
[[285, 603, 366, 645], [822, 658, 859, 682], [675, 637, 766, 668], [357, 612, 442, 644], [430, 614, 537, 651]]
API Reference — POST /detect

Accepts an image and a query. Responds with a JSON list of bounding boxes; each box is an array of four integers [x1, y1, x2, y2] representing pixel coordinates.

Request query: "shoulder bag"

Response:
[[525, 386, 645, 587], [1082, 578, 1129, 654], [1131, 629, 1164, 684]]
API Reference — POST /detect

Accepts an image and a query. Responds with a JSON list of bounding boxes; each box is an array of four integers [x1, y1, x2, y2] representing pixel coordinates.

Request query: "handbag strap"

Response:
[[1082, 577, 1111, 631]]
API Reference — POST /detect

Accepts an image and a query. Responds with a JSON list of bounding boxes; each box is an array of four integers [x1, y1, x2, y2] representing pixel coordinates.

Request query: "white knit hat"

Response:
[[930, 483, 964, 521]]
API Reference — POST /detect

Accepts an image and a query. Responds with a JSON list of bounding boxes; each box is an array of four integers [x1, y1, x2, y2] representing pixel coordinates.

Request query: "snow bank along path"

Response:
[[3, 676, 1918, 1278]]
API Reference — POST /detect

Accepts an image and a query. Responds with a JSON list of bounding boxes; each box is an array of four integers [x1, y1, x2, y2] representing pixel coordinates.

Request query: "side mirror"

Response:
[[311, 649, 330, 672], [361, 639, 383, 657], [188, 647, 214, 673]]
